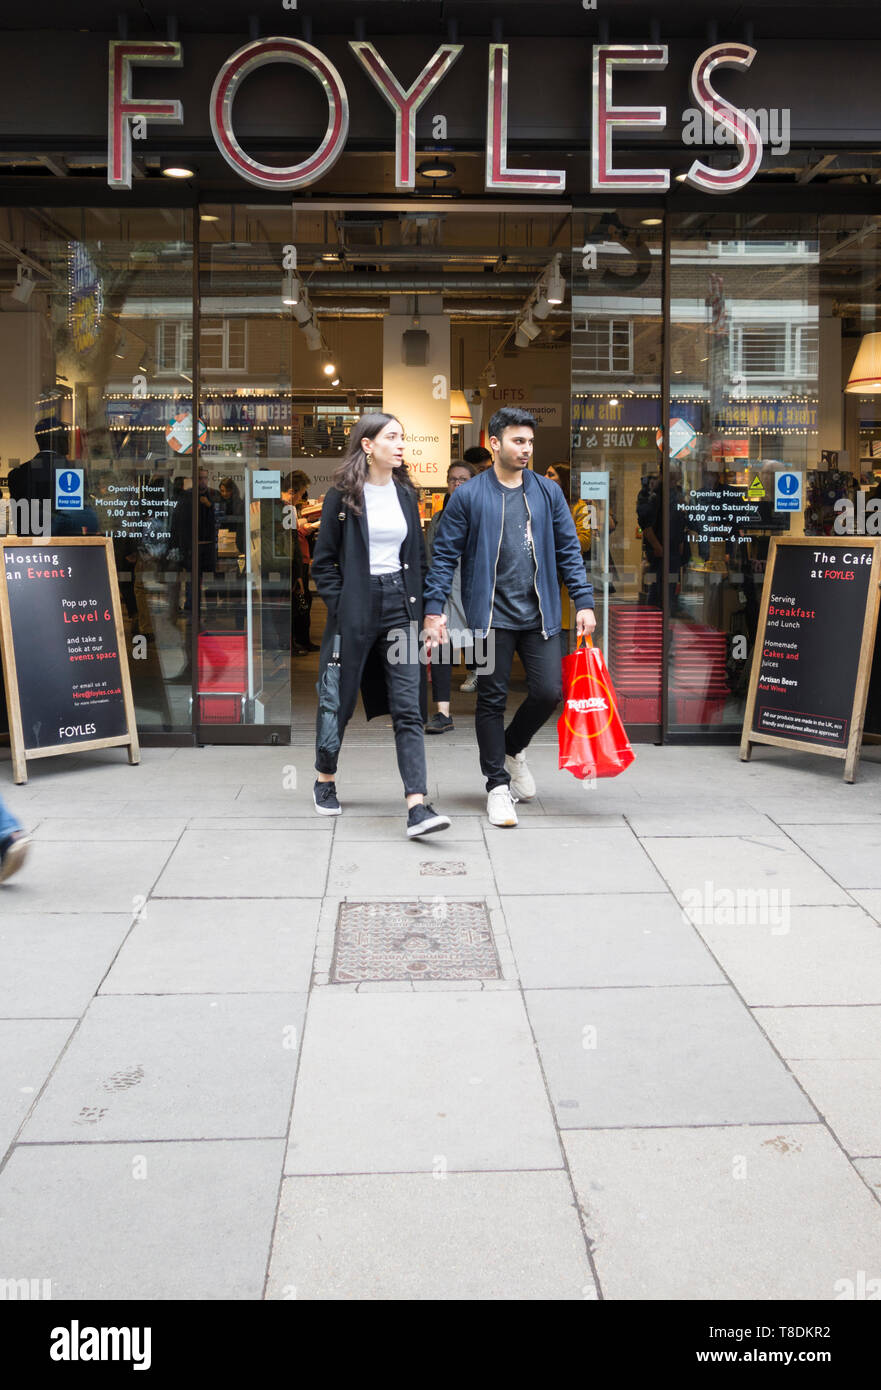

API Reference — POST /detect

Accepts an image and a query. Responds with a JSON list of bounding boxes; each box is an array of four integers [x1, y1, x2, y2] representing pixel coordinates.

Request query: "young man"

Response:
[[424, 407, 596, 826]]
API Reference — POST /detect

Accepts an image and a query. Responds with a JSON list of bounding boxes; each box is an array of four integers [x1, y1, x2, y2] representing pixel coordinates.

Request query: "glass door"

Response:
[[571, 211, 665, 739]]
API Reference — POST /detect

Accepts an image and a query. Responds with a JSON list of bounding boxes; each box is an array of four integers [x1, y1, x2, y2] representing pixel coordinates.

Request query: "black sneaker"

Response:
[[425, 712, 454, 735], [406, 803, 452, 838], [313, 780, 342, 816]]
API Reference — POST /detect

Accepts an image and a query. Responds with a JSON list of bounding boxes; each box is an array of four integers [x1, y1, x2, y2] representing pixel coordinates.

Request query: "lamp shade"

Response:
[[450, 389, 473, 424], [845, 333, 881, 393]]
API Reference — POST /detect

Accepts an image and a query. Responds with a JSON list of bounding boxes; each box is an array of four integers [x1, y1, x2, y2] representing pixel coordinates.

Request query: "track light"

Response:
[[532, 288, 552, 320], [546, 256, 566, 305], [323, 361, 337, 377], [486, 363, 498, 387], [11, 267, 35, 304], [282, 271, 300, 306], [515, 313, 541, 347], [114, 330, 128, 359], [292, 293, 312, 325]]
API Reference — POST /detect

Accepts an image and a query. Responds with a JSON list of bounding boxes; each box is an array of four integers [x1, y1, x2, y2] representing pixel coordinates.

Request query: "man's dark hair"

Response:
[[488, 407, 537, 442], [34, 416, 69, 455], [463, 446, 492, 466]]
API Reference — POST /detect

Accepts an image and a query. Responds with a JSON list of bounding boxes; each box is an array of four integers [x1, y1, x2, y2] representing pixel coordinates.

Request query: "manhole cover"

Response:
[[419, 861, 466, 876], [331, 901, 500, 982]]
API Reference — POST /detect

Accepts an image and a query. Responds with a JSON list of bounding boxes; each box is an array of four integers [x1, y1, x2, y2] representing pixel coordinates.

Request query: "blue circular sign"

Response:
[[58, 471, 80, 494], [778, 473, 799, 495]]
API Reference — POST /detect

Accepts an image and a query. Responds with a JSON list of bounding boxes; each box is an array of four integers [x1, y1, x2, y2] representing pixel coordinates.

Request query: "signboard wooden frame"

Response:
[[741, 536, 881, 783], [0, 536, 140, 784]]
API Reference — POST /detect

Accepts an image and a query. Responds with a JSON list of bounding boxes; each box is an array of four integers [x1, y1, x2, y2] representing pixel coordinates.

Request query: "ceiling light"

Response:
[[417, 158, 456, 180], [546, 258, 566, 305], [675, 172, 689, 183], [200, 213, 219, 222], [161, 159, 195, 179], [486, 364, 498, 387], [516, 314, 541, 346], [323, 362, 337, 377], [282, 271, 299, 306], [331, 377, 340, 387], [303, 321, 322, 351], [533, 287, 552, 321], [10, 268, 35, 304], [292, 294, 312, 325], [641, 217, 663, 226], [450, 390, 473, 425], [609, 397, 620, 407], [846, 333, 881, 392]]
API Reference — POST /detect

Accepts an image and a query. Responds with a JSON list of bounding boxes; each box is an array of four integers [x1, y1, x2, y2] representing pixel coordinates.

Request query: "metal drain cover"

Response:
[[331, 901, 500, 982]]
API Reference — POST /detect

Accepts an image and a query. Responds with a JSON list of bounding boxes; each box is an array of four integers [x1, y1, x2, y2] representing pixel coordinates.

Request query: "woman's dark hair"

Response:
[[289, 470, 311, 495], [332, 412, 415, 514], [545, 463, 571, 495], [447, 459, 475, 482]]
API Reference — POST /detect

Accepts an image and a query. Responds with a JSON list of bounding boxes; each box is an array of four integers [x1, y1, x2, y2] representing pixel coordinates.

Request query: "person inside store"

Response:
[[0, 790, 30, 885], [425, 459, 477, 734], [637, 467, 690, 612], [8, 418, 98, 536], [170, 466, 220, 613], [424, 407, 596, 828], [463, 446, 493, 473], [287, 470, 320, 653], [311, 412, 452, 839]]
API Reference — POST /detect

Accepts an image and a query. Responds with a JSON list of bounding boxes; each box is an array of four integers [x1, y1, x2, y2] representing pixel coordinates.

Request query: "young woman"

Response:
[[425, 460, 477, 733], [311, 413, 452, 838]]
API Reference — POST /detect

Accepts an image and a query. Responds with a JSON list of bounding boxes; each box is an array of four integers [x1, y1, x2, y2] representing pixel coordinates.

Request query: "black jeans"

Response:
[[475, 627, 563, 791], [321, 572, 428, 797]]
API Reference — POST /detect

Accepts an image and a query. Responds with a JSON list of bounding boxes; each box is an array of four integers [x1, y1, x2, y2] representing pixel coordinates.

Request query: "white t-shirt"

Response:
[[364, 480, 408, 575]]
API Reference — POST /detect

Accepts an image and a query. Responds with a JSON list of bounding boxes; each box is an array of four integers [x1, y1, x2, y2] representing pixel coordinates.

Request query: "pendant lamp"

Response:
[[450, 389, 473, 424], [845, 332, 881, 393]]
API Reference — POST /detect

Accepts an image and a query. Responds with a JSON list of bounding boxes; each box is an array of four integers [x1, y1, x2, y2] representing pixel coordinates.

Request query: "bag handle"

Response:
[[576, 633, 594, 650]]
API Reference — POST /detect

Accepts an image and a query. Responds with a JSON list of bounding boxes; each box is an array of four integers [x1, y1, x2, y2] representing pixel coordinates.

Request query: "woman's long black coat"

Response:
[[311, 479, 428, 732]]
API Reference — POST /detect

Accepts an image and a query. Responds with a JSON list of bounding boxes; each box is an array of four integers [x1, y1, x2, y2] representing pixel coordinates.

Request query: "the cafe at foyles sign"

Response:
[[108, 37, 769, 195]]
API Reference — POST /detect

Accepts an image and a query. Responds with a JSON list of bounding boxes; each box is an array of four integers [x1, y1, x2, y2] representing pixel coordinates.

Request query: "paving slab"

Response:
[[779, 823, 881, 889], [625, 809, 779, 838], [0, 1019, 76, 1158], [524, 986, 816, 1128], [285, 991, 560, 1174], [754, 1005, 881, 1060], [0, 914, 132, 1018], [153, 828, 330, 898], [778, 1061, 881, 1156], [849, 890, 881, 923], [332, 815, 484, 842], [0, 841, 174, 914], [854, 1159, 881, 1206], [501, 894, 723, 989], [563, 1125, 881, 1300], [641, 834, 851, 906], [484, 827, 665, 895], [690, 904, 881, 1006], [20, 994, 306, 1142], [326, 839, 495, 896], [29, 818, 187, 842], [100, 900, 319, 995], [0, 1140, 284, 1299], [266, 1172, 594, 1300]]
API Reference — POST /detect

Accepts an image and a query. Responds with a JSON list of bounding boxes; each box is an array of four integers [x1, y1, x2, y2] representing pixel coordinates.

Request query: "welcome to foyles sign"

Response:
[[109, 36, 771, 196]]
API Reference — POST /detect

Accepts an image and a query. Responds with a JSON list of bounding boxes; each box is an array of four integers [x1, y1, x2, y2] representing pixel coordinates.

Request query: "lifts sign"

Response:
[[108, 37, 765, 195]]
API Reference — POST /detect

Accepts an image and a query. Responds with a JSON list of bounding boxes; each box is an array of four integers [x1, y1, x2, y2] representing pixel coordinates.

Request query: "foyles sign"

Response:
[[108, 37, 765, 195]]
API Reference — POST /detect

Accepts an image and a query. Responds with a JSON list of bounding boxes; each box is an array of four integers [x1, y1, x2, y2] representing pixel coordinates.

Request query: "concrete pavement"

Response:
[[2, 723, 881, 1300]]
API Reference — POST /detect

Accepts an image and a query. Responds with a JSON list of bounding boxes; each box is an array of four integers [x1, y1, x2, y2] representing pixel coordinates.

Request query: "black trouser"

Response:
[[429, 643, 475, 705], [475, 627, 563, 791], [317, 572, 427, 797]]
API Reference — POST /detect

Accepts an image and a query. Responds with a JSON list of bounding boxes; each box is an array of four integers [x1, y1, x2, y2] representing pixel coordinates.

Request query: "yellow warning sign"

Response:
[[747, 476, 766, 500]]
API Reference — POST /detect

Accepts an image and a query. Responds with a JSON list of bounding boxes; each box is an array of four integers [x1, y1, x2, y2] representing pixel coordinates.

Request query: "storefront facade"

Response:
[[1, 2, 880, 745]]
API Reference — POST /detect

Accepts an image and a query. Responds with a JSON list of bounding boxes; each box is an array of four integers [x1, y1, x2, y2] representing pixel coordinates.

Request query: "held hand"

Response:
[[422, 614, 447, 650], [576, 608, 597, 640]]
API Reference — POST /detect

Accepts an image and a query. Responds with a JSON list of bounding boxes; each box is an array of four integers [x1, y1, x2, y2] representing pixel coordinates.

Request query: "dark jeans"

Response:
[[429, 645, 475, 705], [320, 572, 428, 797], [475, 627, 563, 791]]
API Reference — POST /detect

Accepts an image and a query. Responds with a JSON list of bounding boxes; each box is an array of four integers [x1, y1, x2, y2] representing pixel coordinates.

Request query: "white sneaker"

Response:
[[487, 785, 518, 828], [505, 751, 536, 800], [460, 672, 478, 693]]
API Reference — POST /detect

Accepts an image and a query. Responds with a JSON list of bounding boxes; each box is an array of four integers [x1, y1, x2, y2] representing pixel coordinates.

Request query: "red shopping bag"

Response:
[[558, 637, 635, 779]]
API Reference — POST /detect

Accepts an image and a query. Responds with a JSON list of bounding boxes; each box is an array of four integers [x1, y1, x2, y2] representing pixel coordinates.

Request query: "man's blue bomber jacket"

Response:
[[423, 467, 595, 639]]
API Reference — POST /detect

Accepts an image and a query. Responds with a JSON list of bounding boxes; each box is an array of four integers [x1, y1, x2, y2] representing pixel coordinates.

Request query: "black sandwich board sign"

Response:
[[741, 537, 881, 782], [0, 537, 140, 784]]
